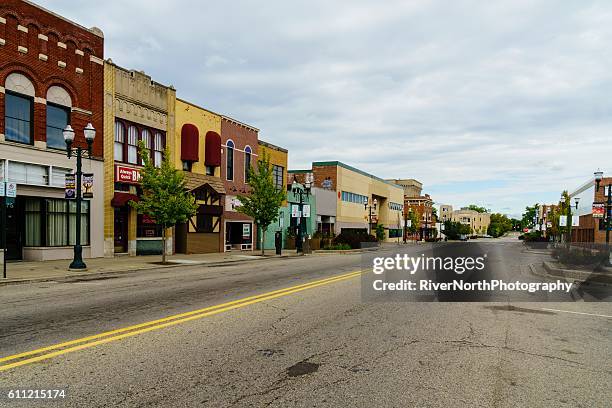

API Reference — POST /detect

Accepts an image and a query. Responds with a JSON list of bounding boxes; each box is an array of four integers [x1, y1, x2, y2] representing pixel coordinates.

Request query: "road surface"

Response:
[[1, 240, 611, 407]]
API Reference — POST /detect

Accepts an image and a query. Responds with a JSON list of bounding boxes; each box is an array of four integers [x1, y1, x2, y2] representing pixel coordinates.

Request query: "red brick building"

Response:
[[0, 0, 105, 260], [220, 115, 258, 251], [571, 177, 612, 244]]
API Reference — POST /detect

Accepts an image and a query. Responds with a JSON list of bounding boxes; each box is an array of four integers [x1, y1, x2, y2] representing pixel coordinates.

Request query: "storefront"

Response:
[[224, 195, 254, 251], [111, 164, 165, 255], [0, 149, 104, 261]]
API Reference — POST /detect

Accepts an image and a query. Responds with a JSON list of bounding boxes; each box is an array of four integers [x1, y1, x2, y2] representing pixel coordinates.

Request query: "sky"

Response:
[[38, 0, 612, 218]]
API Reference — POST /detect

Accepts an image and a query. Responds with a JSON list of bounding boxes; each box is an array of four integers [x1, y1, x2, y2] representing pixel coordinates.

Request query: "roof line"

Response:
[[23, 0, 104, 38]]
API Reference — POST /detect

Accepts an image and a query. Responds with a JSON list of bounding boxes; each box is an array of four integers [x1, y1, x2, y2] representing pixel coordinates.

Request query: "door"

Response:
[[114, 207, 128, 253], [4, 198, 23, 260]]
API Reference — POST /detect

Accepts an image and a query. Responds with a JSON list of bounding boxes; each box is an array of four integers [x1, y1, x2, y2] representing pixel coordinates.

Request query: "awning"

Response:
[[111, 192, 140, 207], [205, 131, 221, 166], [181, 123, 199, 162]]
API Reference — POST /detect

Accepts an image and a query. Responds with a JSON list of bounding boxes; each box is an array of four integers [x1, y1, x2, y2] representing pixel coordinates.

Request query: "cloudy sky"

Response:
[[40, 0, 612, 217]]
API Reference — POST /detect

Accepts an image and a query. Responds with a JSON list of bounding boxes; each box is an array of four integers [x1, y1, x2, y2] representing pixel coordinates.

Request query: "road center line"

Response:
[[540, 308, 612, 319], [0, 270, 363, 372]]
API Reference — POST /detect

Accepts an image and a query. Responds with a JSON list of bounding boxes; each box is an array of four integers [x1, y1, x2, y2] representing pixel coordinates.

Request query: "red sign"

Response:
[[115, 165, 141, 184], [523, 228, 529, 233]]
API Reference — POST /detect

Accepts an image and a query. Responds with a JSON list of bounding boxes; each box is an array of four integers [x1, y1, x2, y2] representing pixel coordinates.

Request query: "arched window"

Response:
[[140, 129, 151, 165], [114, 121, 125, 161], [244, 146, 252, 182], [127, 125, 138, 164], [4, 73, 35, 144], [226, 140, 234, 181], [46, 86, 72, 149]]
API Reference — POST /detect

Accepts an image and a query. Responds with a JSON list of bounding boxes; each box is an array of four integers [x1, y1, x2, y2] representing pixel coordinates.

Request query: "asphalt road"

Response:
[[1, 240, 611, 407]]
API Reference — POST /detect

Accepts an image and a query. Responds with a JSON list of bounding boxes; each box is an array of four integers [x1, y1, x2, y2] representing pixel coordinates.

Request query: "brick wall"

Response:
[[0, 0, 104, 157]]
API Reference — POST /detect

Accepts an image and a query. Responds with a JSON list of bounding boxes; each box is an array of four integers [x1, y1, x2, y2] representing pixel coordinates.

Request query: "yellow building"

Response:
[[103, 62, 176, 257], [258, 140, 289, 249], [173, 99, 226, 253], [291, 161, 404, 241], [451, 208, 491, 236]]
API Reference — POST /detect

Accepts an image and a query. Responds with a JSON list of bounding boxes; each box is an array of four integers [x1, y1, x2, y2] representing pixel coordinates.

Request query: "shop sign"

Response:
[[65, 174, 76, 199], [302, 204, 311, 218], [242, 223, 251, 238], [115, 165, 141, 184], [82, 173, 94, 198], [592, 203, 605, 218]]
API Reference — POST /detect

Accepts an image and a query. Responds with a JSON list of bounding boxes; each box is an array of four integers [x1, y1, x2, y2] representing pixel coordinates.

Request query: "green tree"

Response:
[[408, 209, 420, 235], [521, 204, 539, 228], [236, 152, 286, 255], [375, 224, 385, 241], [130, 141, 198, 264], [488, 213, 513, 237], [443, 221, 470, 239], [467, 204, 488, 213]]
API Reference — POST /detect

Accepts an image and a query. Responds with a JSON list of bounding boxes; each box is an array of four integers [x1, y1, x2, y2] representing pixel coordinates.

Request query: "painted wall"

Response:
[[174, 99, 222, 176]]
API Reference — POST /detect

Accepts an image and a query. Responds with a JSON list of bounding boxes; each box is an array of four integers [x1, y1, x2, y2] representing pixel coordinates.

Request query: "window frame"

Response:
[[226, 140, 234, 181], [45, 102, 71, 150], [4, 90, 34, 145], [244, 146, 252, 183]]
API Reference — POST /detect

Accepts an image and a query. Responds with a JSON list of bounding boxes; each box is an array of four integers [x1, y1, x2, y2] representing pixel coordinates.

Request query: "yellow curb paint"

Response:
[[0, 270, 362, 372]]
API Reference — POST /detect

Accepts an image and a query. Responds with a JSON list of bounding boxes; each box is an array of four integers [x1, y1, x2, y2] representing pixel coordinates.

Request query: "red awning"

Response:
[[111, 192, 140, 207], [205, 131, 221, 166], [181, 124, 199, 162]]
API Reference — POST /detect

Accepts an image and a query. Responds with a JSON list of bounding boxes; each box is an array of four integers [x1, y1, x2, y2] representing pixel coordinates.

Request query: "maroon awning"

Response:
[[111, 192, 140, 207], [181, 124, 199, 162], [205, 131, 221, 166]]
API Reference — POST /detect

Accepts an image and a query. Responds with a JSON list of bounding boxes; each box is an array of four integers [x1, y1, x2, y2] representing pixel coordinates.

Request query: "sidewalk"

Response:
[[0, 250, 301, 286]]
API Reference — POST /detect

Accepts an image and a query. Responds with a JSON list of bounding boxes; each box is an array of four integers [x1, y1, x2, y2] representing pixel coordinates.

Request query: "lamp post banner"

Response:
[[65, 174, 76, 199], [82, 173, 94, 199]]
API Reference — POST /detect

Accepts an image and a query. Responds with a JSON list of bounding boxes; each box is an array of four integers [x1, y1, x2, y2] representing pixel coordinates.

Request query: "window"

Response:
[[244, 146, 252, 182], [182, 161, 193, 171], [153, 132, 164, 167], [226, 140, 234, 181], [25, 199, 41, 246], [206, 166, 215, 176], [127, 125, 138, 164], [114, 121, 125, 162], [8, 161, 48, 185], [5, 92, 33, 144], [196, 214, 215, 233], [46, 103, 70, 149], [273, 165, 284, 189], [140, 129, 151, 165], [341, 191, 368, 205], [51, 167, 71, 187]]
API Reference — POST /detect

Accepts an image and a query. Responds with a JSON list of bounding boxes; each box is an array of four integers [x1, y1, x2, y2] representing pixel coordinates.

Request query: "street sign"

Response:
[[302, 204, 311, 218], [523, 228, 529, 233], [291, 205, 300, 218], [6, 182, 16, 198], [407, 220, 412, 227], [559, 215, 567, 227], [0, 183, 4, 197], [592, 203, 605, 218], [572, 215, 580, 227]]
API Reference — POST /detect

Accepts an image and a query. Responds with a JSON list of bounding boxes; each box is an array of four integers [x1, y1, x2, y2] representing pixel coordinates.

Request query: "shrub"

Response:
[[323, 243, 352, 250], [333, 230, 378, 249], [552, 246, 608, 266]]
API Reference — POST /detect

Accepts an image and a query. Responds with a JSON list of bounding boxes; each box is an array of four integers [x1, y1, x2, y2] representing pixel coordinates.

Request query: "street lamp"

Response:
[[291, 178, 311, 253], [364, 197, 377, 235], [63, 123, 96, 270]]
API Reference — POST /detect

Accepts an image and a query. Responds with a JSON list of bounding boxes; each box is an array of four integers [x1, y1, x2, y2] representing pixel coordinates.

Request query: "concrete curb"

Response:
[[536, 261, 612, 285], [313, 247, 379, 255], [0, 254, 300, 287]]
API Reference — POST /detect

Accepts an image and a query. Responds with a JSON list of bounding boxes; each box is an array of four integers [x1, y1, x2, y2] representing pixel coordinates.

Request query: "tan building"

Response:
[[439, 204, 453, 222], [103, 62, 176, 257], [451, 208, 491, 236], [389, 178, 422, 197]]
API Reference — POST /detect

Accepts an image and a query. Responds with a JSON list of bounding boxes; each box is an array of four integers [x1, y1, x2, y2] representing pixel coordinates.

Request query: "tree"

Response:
[[467, 204, 488, 213], [408, 209, 420, 235], [236, 152, 286, 255], [443, 221, 471, 240], [375, 224, 385, 241], [130, 141, 198, 264], [521, 204, 539, 228], [488, 213, 513, 237]]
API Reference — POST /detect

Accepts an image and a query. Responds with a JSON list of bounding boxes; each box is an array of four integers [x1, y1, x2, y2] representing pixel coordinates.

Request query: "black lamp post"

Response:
[[364, 198, 377, 236], [291, 179, 311, 253], [63, 123, 96, 270]]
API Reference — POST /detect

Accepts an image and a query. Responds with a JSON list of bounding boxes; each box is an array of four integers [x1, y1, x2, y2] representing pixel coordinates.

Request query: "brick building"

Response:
[[220, 116, 258, 251], [569, 177, 611, 244], [0, 0, 105, 260]]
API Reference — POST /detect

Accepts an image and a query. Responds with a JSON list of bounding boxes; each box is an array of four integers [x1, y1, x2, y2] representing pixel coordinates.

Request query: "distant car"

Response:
[[482, 234, 493, 238]]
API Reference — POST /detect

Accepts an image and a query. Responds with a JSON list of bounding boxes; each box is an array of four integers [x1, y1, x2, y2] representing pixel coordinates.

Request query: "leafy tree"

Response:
[[467, 204, 488, 213], [521, 204, 539, 228], [236, 152, 286, 255], [130, 141, 198, 264], [408, 209, 420, 234], [443, 221, 471, 240], [488, 213, 513, 237], [375, 224, 385, 241]]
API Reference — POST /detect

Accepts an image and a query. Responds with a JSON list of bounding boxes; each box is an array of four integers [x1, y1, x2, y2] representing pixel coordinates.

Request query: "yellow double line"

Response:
[[0, 270, 362, 372]]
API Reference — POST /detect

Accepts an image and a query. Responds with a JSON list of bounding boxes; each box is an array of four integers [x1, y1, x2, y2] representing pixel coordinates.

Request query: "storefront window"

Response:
[[68, 201, 89, 246], [137, 214, 162, 238], [25, 199, 41, 246], [36, 199, 90, 247], [46, 199, 68, 246]]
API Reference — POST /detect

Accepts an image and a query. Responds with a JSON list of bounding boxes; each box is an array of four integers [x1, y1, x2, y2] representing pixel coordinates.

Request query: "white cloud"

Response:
[[38, 0, 612, 216]]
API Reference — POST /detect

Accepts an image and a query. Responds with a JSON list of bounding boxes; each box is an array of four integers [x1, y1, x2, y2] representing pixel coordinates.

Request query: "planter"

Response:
[[310, 238, 321, 251]]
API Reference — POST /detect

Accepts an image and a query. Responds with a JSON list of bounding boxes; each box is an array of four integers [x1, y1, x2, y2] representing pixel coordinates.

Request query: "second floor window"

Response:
[[226, 140, 234, 181], [153, 132, 164, 167], [140, 129, 151, 165], [5, 92, 33, 144], [127, 125, 138, 164], [114, 122, 125, 162], [46, 103, 70, 150], [273, 165, 284, 189], [244, 146, 252, 182]]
